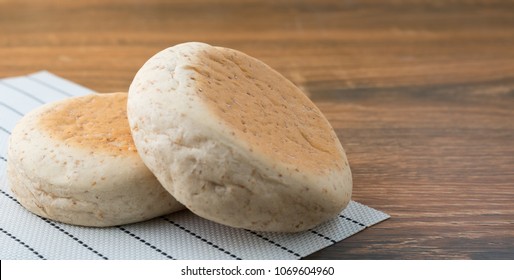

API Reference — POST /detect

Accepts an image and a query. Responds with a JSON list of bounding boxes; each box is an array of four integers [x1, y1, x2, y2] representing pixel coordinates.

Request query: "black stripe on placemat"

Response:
[[309, 230, 337, 244], [26, 75, 73, 97], [246, 230, 302, 258], [0, 102, 24, 116], [41, 218, 109, 260], [0, 189, 108, 260], [0, 227, 46, 259], [0, 189, 20, 205], [0, 80, 45, 104], [0, 126, 11, 135], [117, 226, 175, 260], [1, 156, 6, 162], [339, 215, 366, 228], [162, 217, 242, 260]]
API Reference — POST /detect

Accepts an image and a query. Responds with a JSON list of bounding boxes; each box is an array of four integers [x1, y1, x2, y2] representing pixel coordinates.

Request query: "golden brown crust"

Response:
[[193, 47, 343, 175], [38, 92, 137, 156]]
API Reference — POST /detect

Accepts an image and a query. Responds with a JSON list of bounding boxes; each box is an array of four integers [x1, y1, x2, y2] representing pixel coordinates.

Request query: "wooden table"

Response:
[[1, 0, 513, 259]]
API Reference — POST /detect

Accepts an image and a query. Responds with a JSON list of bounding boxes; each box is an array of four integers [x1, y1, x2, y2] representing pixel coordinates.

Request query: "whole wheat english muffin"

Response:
[[128, 42, 352, 232], [7, 92, 184, 227]]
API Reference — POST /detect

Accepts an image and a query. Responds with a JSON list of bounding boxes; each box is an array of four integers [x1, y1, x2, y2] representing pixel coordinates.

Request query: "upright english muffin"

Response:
[[128, 42, 352, 232]]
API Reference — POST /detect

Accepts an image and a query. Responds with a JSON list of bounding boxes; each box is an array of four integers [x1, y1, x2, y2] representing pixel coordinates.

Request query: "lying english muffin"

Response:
[[128, 42, 352, 232], [7, 92, 184, 227]]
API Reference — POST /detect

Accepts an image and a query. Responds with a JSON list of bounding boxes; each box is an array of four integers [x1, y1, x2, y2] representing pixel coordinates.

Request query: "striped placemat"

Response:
[[0, 71, 389, 260]]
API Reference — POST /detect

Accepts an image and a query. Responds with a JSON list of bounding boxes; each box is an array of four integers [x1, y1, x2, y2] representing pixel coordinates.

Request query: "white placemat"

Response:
[[0, 71, 389, 260]]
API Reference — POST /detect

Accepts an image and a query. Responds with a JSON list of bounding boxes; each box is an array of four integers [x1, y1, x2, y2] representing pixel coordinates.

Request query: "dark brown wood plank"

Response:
[[307, 79, 514, 259]]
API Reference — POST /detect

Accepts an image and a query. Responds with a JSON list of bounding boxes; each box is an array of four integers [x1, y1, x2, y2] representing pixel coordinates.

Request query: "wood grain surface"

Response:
[[1, 0, 514, 259]]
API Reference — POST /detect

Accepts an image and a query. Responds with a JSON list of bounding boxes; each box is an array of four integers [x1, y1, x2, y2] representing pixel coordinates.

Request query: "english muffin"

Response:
[[128, 42, 352, 232], [7, 92, 184, 227]]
